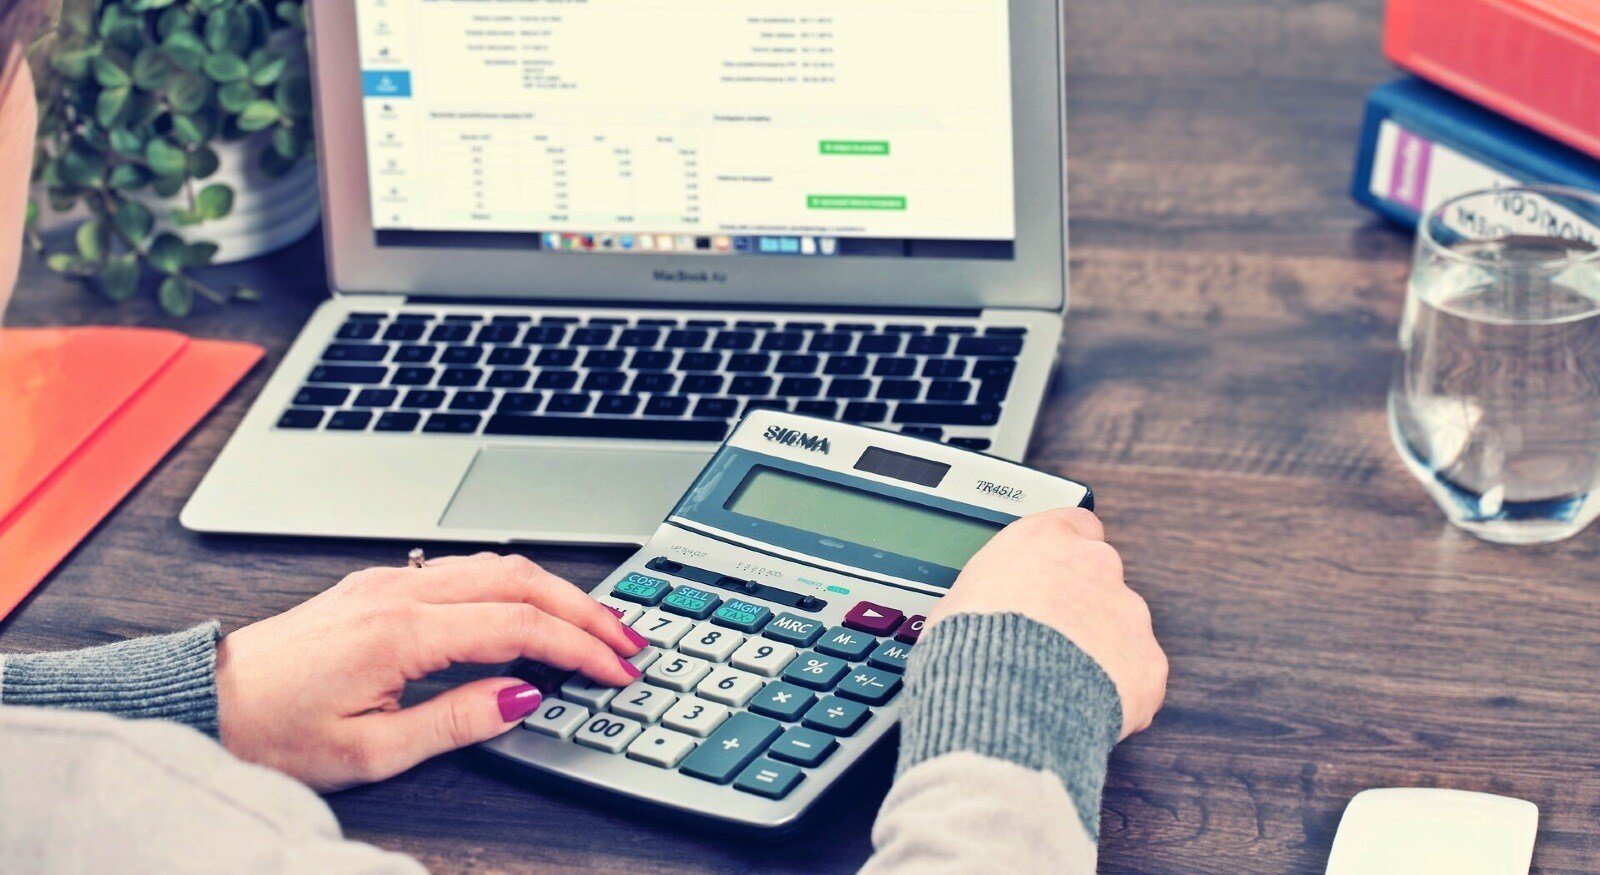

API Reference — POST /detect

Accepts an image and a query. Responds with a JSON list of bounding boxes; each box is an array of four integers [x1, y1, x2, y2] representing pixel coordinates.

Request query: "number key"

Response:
[[522, 699, 589, 739], [574, 713, 644, 753], [610, 681, 677, 723], [644, 653, 713, 692], [730, 639, 798, 676], [781, 651, 849, 691], [633, 609, 693, 648], [695, 667, 763, 707], [560, 675, 622, 711], [679, 621, 744, 662], [816, 627, 874, 661], [661, 696, 731, 737]]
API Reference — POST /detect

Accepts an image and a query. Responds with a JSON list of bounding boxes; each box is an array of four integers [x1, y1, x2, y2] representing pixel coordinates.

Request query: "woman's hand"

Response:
[[927, 507, 1168, 739], [215, 553, 647, 791]]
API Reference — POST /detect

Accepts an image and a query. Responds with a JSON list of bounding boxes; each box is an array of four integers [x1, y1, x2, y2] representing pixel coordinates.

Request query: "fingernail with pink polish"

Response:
[[618, 656, 642, 679], [497, 683, 542, 722], [622, 626, 649, 649]]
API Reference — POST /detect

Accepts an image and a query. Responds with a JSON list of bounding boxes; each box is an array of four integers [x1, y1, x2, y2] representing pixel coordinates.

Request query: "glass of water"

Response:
[[1390, 185, 1600, 544]]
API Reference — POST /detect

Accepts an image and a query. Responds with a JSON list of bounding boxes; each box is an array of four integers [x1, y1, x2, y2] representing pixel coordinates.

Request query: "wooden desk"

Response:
[[6, 0, 1600, 870]]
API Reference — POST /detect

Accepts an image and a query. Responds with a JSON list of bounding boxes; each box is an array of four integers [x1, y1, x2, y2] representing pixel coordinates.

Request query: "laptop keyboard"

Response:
[[276, 309, 1026, 450]]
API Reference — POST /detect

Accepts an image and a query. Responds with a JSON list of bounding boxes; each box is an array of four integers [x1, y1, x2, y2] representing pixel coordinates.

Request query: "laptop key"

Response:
[[393, 345, 436, 363], [322, 343, 387, 362], [956, 336, 1024, 357], [484, 416, 728, 442], [449, 391, 494, 411], [712, 330, 756, 350], [631, 350, 675, 371], [438, 368, 484, 387], [382, 322, 426, 342], [474, 324, 520, 344], [644, 396, 689, 417], [893, 404, 1002, 426], [664, 329, 709, 349], [583, 349, 627, 370], [842, 401, 888, 423], [617, 328, 660, 347], [294, 387, 349, 407], [808, 333, 852, 353], [428, 323, 472, 343], [423, 413, 482, 434], [390, 366, 436, 386], [856, 334, 901, 354], [308, 365, 388, 385], [534, 370, 579, 390], [486, 347, 530, 366], [584, 371, 627, 392], [949, 437, 992, 450], [728, 376, 773, 396], [760, 332, 803, 352], [694, 397, 739, 418], [596, 394, 640, 415], [876, 380, 921, 400], [486, 369, 530, 389], [570, 327, 614, 346], [352, 389, 397, 408], [548, 393, 592, 414], [777, 377, 823, 398], [498, 392, 545, 413], [872, 357, 916, 377], [922, 358, 968, 379], [439, 345, 483, 365], [681, 374, 724, 394], [401, 389, 446, 409], [277, 408, 324, 429], [727, 353, 771, 372], [977, 375, 1013, 402], [631, 372, 677, 393], [535, 348, 578, 367], [679, 352, 723, 371], [374, 411, 421, 432], [523, 325, 568, 345], [335, 320, 380, 340], [774, 355, 819, 374], [824, 356, 867, 376], [927, 380, 972, 402], [906, 335, 950, 355], [743, 399, 792, 416], [327, 410, 373, 431], [794, 400, 838, 418], [826, 379, 871, 399]]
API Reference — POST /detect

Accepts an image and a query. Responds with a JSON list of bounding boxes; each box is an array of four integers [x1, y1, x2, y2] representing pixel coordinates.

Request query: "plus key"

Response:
[[842, 601, 904, 636]]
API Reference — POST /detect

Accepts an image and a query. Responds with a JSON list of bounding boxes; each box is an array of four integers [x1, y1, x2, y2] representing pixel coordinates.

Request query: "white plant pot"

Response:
[[133, 134, 320, 264]]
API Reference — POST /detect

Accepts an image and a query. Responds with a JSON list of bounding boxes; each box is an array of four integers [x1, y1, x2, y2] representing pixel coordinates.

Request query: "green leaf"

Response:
[[95, 86, 130, 127], [217, 80, 256, 113], [107, 20, 145, 54], [169, 72, 210, 113], [109, 128, 145, 157], [171, 208, 204, 226], [108, 164, 150, 191], [148, 233, 188, 274], [145, 138, 187, 177], [271, 125, 302, 159], [203, 52, 249, 83], [58, 147, 106, 187], [196, 183, 234, 220], [171, 114, 204, 146], [233, 285, 262, 302], [76, 219, 107, 263], [193, 0, 227, 12], [115, 200, 155, 241], [93, 55, 131, 88], [129, 0, 179, 12], [25, 198, 37, 230], [248, 50, 287, 86], [204, 7, 252, 55], [46, 253, 94, 275], [49, 46, 98, 80], [274, 1, 301, 27], [187, 145, 220, 179], [159, 275, 193, 317], [274, 72, 312, 118], [236, 100, 280, 132], [99, 5, 126, 40], [185, 241, 220, 266], [152, 175, 184, 198], [162, 32, 207, 70], [156, 6, 194, 40], [101, 254, 140, 301], [131, 48, 177, 91]]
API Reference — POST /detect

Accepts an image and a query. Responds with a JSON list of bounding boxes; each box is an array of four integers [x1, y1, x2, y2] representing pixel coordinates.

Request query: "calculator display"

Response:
[[724, 467, 1004, 571]]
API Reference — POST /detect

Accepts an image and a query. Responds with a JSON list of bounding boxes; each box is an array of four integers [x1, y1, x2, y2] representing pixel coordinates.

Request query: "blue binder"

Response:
[[1351, 77, 1600, 229]]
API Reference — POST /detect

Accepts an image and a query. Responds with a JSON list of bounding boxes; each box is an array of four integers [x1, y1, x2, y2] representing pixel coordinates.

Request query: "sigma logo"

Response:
[[976, 480, 1024, 501], [764, 425, 831, 454]]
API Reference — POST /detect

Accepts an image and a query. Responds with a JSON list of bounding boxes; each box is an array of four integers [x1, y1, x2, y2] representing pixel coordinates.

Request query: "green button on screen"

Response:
[[807, 195, 907, 211], [819, 140, 890, 156]]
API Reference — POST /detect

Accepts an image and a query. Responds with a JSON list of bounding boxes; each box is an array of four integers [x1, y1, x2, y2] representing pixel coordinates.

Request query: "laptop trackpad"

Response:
[[439, 446, 711, 544]]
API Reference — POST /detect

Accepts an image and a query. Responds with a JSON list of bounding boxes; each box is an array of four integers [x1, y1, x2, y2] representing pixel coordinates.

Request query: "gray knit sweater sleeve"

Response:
[[0, 623, 223, 737]]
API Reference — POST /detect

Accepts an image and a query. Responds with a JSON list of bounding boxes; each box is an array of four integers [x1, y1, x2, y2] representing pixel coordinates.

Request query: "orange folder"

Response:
[[0, 327, 262, 620]]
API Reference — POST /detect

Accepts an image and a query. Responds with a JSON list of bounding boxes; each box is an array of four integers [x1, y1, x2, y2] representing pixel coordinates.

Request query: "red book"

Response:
[[1385, 0, 1600, 158]]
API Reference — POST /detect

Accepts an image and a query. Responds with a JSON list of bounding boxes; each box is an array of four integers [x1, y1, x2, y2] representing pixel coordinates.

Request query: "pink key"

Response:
[[895, 615, 926, 644], [843, 601, 904, 636]]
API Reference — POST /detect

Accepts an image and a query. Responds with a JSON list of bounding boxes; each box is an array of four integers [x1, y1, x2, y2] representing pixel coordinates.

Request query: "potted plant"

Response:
[[24, 0, 317, 315]]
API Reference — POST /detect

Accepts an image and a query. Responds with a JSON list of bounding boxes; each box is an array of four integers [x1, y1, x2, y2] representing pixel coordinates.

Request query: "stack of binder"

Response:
[[1352, 0, 1600, 228]]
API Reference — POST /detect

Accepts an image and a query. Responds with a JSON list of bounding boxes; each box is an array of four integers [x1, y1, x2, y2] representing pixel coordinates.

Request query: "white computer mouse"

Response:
[[1326, 788, 1538, 875]]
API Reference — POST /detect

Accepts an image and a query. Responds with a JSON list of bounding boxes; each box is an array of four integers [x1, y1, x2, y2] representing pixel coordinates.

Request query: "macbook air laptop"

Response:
[[182, 0, 1071, 545]]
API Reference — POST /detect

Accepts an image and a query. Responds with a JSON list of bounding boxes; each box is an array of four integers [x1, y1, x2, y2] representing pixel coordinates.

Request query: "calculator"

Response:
[[480, 410, 1093, 833]]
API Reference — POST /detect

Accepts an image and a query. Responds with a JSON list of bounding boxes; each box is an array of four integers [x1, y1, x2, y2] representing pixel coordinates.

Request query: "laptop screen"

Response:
[[354, 0, 1017, 261]]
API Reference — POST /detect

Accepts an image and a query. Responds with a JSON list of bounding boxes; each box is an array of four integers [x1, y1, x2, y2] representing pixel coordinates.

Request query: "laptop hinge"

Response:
[[395, 295, 986, 318]]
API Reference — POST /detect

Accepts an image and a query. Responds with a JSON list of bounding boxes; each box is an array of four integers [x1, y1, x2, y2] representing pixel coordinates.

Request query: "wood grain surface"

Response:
[[6, 0, 1599, 871]]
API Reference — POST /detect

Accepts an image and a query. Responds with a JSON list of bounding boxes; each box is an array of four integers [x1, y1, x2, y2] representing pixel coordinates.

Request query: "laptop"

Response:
[[181, 0, 1071, 546]]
